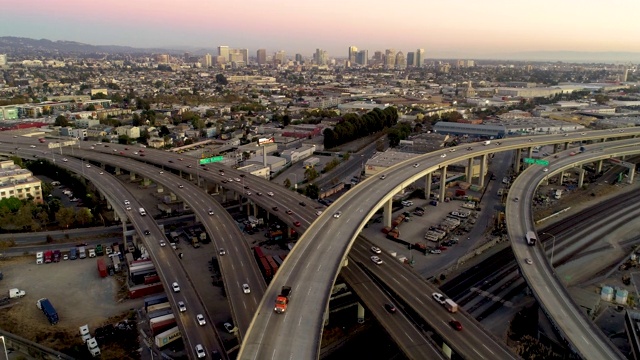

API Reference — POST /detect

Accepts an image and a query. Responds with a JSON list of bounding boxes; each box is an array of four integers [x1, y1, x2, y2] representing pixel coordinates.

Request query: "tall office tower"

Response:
[[406, 52, 415, 67], [464, 59, 475, 67], [239, 49, 249, 64], [384, 49, 396, 69], [257, 49, 267, 65], [156, 54, 169, 63], [315, 49, 328, 66], [395, 52, 406, 70], [218, 46, 229, 62], [229, 50, 244, 63], [295, 53, 303, 63], [415, 48, 424, 67], [274, 50, 286, 65], [356, 50, 368, 66], [204, 53, 212, 68], [0, 54, 6, 66], [348, 46, 358, 64], [372, 51, 383, 66], [623, 68, 629, 82]]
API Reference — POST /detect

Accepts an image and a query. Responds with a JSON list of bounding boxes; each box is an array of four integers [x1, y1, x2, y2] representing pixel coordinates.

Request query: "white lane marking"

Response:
[[317, 264, 323, 272], [404, 331, 414, 343], [271, 349, 277, 360]]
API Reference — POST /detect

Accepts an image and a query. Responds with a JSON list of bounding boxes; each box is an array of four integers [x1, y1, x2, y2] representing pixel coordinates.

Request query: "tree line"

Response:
[[323, 107, 399, 149]]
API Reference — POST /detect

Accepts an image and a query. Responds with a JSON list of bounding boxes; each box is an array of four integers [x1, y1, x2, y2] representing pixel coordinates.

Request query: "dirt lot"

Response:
[[0, 255, 143, 352]]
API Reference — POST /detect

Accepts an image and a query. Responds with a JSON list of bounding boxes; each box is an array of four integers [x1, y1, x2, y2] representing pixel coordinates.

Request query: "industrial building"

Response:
[[0, 160, 43, 204]]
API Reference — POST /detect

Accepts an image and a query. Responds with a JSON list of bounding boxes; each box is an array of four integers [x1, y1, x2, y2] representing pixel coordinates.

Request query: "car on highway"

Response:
[[466, 147, 473, 151], [272, 206, 279, 211], [440, 154, 446, 158], [178, 184, 184, 188], [125, 206, 131, 211], [543, 168, 549, 172], [172, 282, 180, 293], [371, 246, 381, 254], [564, 133, 569, 137], [224, 322, 234, 333], [379, 174, 386, 180], [62, 158, 68, 162], [299, 201, 306, 206], [293, 221, 301, 227], [620, 129, 625, 133], [178, 301, 187, 312], [384, 303, 397, 313], [144, 229, 151, 235], [124, 200, 130, 205], [246, 191, 252, 196], [429, 249, 442, 254], [195, 344, 206, 358], [244, 185, 250, 189], [159, 239, 166, 247], [449, 148, 456, 152], [219, 248, 226, 256], [569, 151, 576, 156], [315, 210, 323, 216], [159, 171, 164, 174], [99, 171, 104, 175], [371, 256, 383, 265], [186, 164, 192, 168], [580, 132, 586, 135], [513, 197, 519, 202], [242, 283, 251, 294], [449, 319, 463, 331], [234, 178, 241, 182], [528, 138, 533, 142], [525, 258, 533, 265], [333, 211, 342, 218], [413, 163, 420, 168], [222, 180, 227, 183], [196, 314, 206, 326], [208, 209, 214, 215], [432, 292, 446, 304], [86, 164, 91, 168], [286, 209, 293, 215], [267, 192, 274, 196]]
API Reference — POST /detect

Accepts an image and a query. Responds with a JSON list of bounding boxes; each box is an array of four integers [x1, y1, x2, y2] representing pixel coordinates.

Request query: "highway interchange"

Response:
[[3, 128, 640, 359]]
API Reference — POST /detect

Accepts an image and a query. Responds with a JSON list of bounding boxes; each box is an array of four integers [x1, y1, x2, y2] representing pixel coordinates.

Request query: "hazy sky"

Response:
[[4, 0, 640, 58]]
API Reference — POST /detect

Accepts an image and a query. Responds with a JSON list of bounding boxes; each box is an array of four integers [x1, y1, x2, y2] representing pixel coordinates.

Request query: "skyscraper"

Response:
[[348, 46, 358, 64], [406, 52, 415, 67], [295, 54, 303, 63], [315, 49, 328, 66], [257, 49, 267, 65], [274, 50, 286, 65], [356, 50, 368, 66], [385, 49, 396, 69], [218, 46, 229, 62], [395, 52, 406, 70], [0, 54, 7, 66], [240, 49, 249, 64], [415, 48, 424, 68], [204, 53, 212, 68]]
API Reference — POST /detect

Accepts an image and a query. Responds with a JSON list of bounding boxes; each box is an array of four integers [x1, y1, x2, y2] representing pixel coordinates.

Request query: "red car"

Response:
[[293, 221, 301, 227], [286, 210, 293, 215], [449, 320, 463, 331], [438, 245, 448, 251], [569, 151, 576, 156]]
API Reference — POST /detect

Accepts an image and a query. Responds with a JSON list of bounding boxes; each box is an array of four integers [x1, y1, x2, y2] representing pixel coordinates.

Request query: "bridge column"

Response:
[[169, 192, 177, 201], [524, 147, 534, 169], [478, 154, 487, 188], [564, 142, 569, 150], [558, 171, 565, 185], [384, 199, 393, 228], [357, 303, 365, 324], [629, 167, 636, 184], [157, 185, 164, 193], [253, 203, 258, 216], [323, 303, 330, 326], [424, 173, 432, 199], [142, 178, 151, 187], [466, 157, 474, 184], [233, 191, 239, 201], [596, 160, 603, 173], [247, 201, 252, 216], [514, 149, 522, 172], [221, 188, 227, 202], [129, 172, 136, 181], [577, 168, 585, 188], [439, 166, 448, 202]]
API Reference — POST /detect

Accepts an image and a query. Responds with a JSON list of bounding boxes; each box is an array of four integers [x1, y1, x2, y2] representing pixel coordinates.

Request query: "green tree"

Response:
[[75, 208, 93, 225], [283, 178, 292, 188], [118, 135, 130, 144], [0, 197, 22, 212], [305, 183, 320, 199], [54, 115, 69, 127], [55, 207, 76, 229], [215, 74, 228, 85], [282, 114, 291, 127], [304, 167, 319, 181], [85, 104, 97, 111]]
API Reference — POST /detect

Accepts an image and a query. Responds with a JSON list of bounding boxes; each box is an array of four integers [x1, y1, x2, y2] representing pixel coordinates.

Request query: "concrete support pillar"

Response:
[[157, 186, 164, 193], [441, 343, 453, 358], [343, 257, 348, 267], [478, 154, 487, 188], [221, 188, 227, 202], [425, 173, 432, 199], [247, 201, 251, 216], [514, 149, 522, 172], [596, 160, 603, 173], [113, 208, 119, 222], [253, 203, 258, 216], [577, 168, 585, 188], [233, 191, 239, 201], [559, 171, 565, 185], [629, 167, 636, 184], [142, 178, 151, 187], [169, 192, 177, 201], [384, 199, 393, 228], [466, 157, 474, 184], [188, 173, 194, 181], [129, 172, 136, 181], [286, 226, 291, 239], [439, 166, 448, 202], [122, 221, 127, 243], [323, 303, 330, 327], [115, 167, 121, 175], [564, 142, 569, 150], [357, 303, 365, 324]]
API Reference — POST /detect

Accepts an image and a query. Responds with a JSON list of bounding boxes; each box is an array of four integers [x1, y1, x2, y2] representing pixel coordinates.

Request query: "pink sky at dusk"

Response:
[[3, 0, 640, 58]]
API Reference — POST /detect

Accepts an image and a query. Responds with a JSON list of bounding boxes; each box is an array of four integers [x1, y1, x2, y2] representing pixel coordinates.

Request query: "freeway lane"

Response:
[[507, 143, 640, 360], [0, 145, 218, 359], [340, 261, 444, 360], [349, 240, 517, 359], [64, 149, 266, 339]]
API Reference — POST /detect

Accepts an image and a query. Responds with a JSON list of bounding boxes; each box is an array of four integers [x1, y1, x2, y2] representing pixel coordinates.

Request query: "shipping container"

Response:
[[144, 294, 168, 309], [97, 258, 107, 278], [266, 255, 279, 275], [154, 327, 181, 348], [148, 308, 173, 319], [258, 257, 272, 279], [146, 302, 171, 313], [129, 283, 164, 299], [144, 275, 160, 285], [253, 246, 265, 260]]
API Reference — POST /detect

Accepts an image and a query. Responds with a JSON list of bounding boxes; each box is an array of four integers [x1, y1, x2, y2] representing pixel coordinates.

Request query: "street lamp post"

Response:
[[542, 232, 557, 266]]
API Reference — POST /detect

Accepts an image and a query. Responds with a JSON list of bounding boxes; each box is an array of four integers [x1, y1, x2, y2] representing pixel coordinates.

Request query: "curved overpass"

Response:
[[506, 142, 640, 360], [239, 129, 640, 359]]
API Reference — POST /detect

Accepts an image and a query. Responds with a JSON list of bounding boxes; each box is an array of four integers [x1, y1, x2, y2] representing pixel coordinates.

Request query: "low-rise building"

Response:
[[280, 145, 316, 163], [0, 160, 43, 203]]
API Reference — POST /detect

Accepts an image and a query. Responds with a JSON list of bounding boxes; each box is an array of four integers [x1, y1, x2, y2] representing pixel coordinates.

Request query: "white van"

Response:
[[36, 251, 44, 264], [138, 208, 146, 216]]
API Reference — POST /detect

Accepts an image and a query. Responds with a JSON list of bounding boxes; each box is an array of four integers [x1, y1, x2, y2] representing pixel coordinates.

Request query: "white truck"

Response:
[[554, 189, 562, 199], [79, 324, 91, 343], [9, 288, 26, 298], [138, 207, 146, 216], [483, 140, 491, 145], [86, 337, 101, 357], [36, 251, 43, 264], [444, 299, 458, 313]]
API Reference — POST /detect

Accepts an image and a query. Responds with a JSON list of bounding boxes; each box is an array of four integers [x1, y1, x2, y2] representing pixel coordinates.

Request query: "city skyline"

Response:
[[3, 0, 640, 60]]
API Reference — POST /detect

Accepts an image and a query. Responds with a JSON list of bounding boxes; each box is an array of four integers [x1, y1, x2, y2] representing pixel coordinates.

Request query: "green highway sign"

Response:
[[199, 156, 224, 165], [523, 158, 549, 166]]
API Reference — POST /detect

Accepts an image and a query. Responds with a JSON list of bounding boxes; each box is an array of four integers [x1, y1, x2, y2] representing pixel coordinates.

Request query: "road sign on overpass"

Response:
[[523, 157, 549, 166], [199, 156, 224, 165]]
